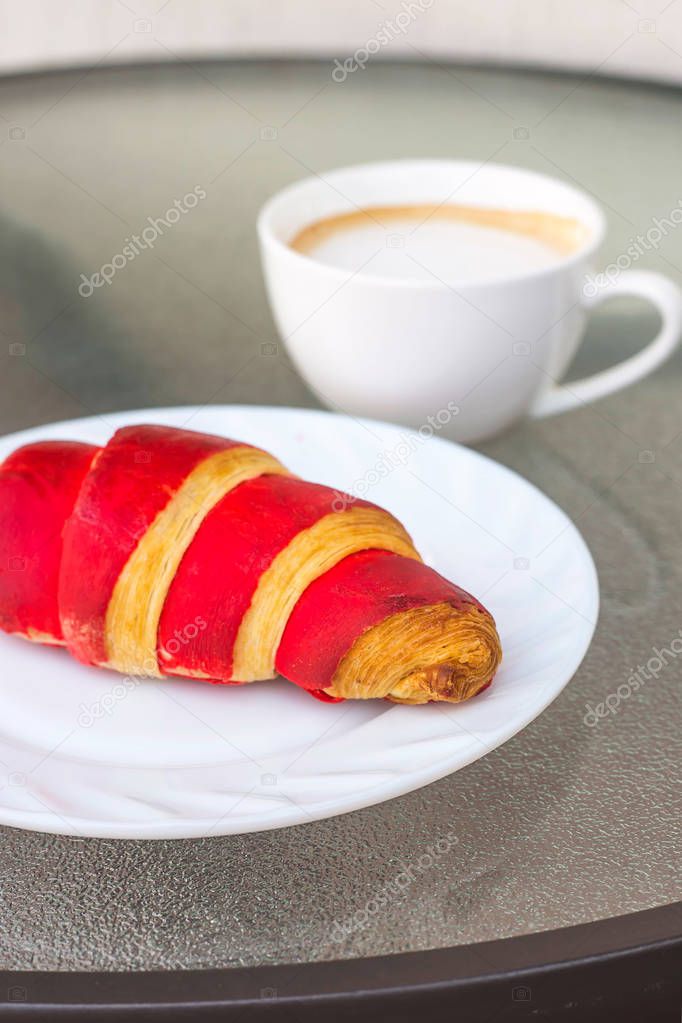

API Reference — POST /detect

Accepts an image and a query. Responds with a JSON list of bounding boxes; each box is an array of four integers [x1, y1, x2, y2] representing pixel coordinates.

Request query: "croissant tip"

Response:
[[328, 602, 502, 704], [422, 656, 497, 702]]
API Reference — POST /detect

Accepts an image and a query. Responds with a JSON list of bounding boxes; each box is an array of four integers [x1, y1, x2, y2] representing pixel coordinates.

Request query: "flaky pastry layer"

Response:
[[230, 507, 420, 680], [326, 602, 502, 704], [105, 446, 289, 675]]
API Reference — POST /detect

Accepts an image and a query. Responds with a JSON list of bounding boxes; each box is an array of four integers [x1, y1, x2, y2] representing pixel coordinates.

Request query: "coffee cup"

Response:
[[258, 159, 681, 443]]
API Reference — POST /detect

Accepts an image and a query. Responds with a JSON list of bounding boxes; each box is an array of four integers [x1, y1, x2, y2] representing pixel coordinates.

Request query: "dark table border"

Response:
[[1, 902, 680, 1021]]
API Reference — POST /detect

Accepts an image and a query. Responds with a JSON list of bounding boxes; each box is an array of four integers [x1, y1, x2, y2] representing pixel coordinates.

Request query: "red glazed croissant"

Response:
[[0, 424, 501, 704]]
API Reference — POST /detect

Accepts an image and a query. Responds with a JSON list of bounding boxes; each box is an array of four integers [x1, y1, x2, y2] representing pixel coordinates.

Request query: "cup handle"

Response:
[[530, 270, 682, 418]]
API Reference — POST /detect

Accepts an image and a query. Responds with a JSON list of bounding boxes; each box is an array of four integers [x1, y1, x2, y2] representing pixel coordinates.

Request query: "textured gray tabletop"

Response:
[[0, 59, 680, 972]]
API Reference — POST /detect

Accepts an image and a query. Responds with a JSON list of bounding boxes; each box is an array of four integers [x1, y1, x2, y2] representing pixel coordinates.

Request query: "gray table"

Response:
[[0, 59, 680, 976]]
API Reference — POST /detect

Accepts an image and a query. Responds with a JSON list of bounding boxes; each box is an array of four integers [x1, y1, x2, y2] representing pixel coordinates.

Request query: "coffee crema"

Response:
[[289, 203, 590, 284]]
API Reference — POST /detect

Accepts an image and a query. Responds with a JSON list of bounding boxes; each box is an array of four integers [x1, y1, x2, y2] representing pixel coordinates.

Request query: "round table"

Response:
[[0, 57, 680, 1020]]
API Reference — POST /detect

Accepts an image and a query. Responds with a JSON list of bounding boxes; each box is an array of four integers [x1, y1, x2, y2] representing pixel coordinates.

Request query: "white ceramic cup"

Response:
[[258, 160, 682, 443]]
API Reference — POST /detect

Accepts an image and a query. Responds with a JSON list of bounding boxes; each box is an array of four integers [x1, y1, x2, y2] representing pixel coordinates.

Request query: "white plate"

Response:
[[0, 406, 598, 838]]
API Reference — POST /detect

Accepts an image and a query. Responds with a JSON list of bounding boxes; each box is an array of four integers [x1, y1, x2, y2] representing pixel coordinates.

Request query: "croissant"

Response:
[[0, 424, 501, 704]]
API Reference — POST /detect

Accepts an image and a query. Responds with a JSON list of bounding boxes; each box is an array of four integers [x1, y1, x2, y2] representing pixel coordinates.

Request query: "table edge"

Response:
[[1, 902, 680, 1020]]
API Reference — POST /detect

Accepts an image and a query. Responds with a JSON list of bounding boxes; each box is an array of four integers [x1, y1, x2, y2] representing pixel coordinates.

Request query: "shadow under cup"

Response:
[[258, 159, 608, 444]]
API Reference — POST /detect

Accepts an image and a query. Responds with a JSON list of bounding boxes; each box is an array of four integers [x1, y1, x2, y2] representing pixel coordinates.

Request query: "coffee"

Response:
[[290, 203, 589, 283]]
